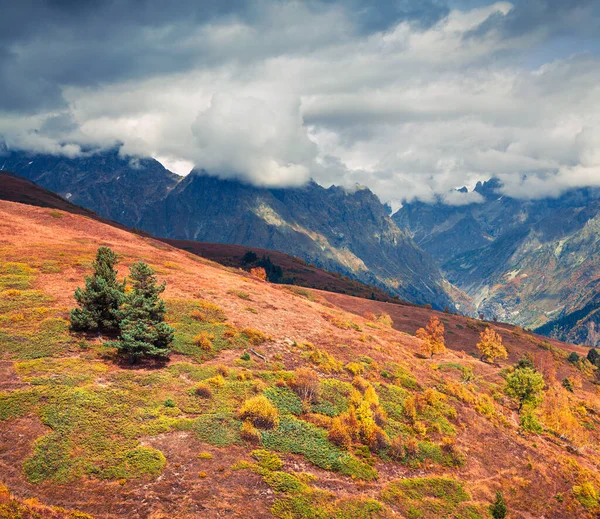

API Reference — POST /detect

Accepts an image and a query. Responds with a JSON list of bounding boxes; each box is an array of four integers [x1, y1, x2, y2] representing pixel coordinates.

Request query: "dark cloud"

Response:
[[466, 0, 600, 40], [0, 0, 599, 204], [0, 0, 457, 113]]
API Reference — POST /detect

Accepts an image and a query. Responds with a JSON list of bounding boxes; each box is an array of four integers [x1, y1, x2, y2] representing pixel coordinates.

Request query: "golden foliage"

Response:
[[249, 267, 267, 280], [239, 395, 280, 429], [376, 313, 393, 328], [240, 420, 262, 443], [539, 386, 589, 446], [476, 327, 508, 363], [193, 332, 214, 351], [327, 381, 389, 452], [415, 316, 446, 358]]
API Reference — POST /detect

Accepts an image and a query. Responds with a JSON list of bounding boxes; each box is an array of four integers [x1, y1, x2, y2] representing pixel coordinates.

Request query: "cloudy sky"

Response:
[[1, 0, 599, 205]]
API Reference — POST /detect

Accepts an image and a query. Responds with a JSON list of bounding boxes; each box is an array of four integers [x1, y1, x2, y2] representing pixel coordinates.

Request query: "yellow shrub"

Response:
[[239, 395, 280, 429], [240, 420, 262, 443], [345, 362, 365, 376], [193, 332, 214, 351], [376, 313, 393, 328], [206, 375, 225, 387], [242, 328, 268, 345]]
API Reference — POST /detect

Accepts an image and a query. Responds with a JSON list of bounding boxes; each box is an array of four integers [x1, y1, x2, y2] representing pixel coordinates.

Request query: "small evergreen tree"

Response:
[[70, 246, 125, 334], [587, 347, 600, 367], [416, 316, 446, 358], [490, 491, 507, 519], [112, 262, 174, 363]]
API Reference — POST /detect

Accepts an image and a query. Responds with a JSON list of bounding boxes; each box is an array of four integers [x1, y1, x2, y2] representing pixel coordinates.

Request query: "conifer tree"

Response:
[[416, 316, 445, 358], [70, 246, 125, 334], [489, 491, 507, 519], [112, 262, 174, 363]]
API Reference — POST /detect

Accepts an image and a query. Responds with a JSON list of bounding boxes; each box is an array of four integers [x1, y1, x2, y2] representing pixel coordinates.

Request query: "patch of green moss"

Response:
[[261, 416, 377, 480], [264, 386, 303, 415], [381, 477, 474, 519]]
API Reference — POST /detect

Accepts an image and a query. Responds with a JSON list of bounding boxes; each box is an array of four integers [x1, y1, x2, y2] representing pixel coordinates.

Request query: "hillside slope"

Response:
[[1, 149, 456, 310], [1, 200, 600, 519], [0, 171, 400, 304]]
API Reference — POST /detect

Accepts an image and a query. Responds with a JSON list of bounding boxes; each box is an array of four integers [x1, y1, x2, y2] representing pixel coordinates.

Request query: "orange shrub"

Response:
[[416, 316, 445, 358], [289, 367, 321, 402], [193, 332, 213, 351], [250, 267, 267, 281]]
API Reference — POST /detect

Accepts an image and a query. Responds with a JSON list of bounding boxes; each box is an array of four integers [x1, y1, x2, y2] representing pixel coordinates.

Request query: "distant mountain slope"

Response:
[[2, 148, 457, 310], [536, 290, 600, 347], [140, 170, 456, 309], [394, 179, 600, 340], [0, 148, 180, 227]]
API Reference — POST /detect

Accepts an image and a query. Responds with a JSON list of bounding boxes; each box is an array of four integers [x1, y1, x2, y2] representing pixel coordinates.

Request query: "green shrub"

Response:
[[261, 416, 377, 480]]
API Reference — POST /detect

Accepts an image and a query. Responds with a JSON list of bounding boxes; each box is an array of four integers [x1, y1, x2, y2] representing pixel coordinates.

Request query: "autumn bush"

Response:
[[477, 327, 508, 363], [241, 328, 267, 346], [239, 395, 280, 429], [376, 313, 393, 328], [416, 317, 445, 358], [193, 332, 213, 351], [193, 382, 213, 398], [240, 420, 262, 443], [289, 368, 321, 403], [250, 267, 267, 280], [327, 382, 389, 452]]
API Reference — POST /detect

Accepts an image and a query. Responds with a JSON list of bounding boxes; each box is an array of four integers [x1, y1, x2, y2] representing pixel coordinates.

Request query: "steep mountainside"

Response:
[[1, 199, 600, 519], [394, 179, 600, 342], [0, 148, 180, 227], [140, 170, 455, 309], [2, 149, 456, 310]]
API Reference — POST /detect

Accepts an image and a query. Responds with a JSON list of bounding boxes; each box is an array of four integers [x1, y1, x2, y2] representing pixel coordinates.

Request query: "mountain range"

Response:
[[0, 148, 456, 311], [395, 179, 600, 346], [3, 146, 600, 345]]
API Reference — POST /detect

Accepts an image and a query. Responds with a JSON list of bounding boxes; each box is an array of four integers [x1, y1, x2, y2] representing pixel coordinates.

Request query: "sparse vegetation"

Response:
[[2, 201, 600, 518]]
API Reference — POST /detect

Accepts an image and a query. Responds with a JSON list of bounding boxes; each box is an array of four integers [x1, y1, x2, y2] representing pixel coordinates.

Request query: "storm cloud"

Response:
[[1, 0, 599, 204]]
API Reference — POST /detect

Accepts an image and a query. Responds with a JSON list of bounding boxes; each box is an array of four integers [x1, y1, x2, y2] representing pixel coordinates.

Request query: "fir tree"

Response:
[[70, 246, 125, 334], [489, 491, 507, 519], [112, 262, 174, 363]]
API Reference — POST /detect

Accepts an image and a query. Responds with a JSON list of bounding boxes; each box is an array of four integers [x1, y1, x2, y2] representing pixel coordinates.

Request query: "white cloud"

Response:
[[1, 0, 600, 204]]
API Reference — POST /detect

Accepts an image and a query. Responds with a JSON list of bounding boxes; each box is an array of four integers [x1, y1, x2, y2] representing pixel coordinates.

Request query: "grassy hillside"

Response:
[[0, 171, 401, 305], [1, 199, 600, 519]]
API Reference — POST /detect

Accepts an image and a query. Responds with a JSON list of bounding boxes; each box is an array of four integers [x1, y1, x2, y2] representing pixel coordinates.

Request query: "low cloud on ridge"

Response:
[[1, 0, 599, 205]]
